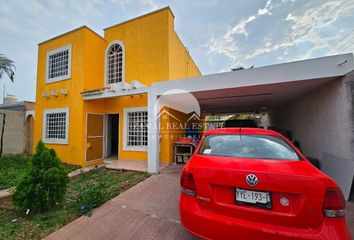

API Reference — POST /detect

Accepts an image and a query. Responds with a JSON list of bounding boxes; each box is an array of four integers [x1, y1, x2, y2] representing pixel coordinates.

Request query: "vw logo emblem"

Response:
[[246, 174, 258, 186]]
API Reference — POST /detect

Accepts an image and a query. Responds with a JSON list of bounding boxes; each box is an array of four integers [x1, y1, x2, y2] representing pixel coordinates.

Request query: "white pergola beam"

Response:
[[83, 87, 149, 100]]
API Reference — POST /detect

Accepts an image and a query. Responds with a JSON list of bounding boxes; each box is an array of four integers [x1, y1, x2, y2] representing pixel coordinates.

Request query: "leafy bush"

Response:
[[12, 141, 68, 213]]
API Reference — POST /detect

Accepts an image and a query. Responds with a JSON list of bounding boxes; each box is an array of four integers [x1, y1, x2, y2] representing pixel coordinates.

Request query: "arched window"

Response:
[[106, 41, 124, 84]]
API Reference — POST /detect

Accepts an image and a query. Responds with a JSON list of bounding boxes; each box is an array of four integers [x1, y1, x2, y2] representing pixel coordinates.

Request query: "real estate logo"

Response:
[[154, 89, 203, 140], [155, 89, 201, 121]]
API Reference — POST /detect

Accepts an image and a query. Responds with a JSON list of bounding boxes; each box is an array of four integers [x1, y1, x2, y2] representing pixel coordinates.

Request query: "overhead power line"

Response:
[[329, 37, 354, 54], [328, 30, 354, 55]]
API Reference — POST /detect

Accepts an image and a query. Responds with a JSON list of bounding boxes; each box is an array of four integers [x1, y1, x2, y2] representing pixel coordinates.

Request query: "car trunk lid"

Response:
[[190, 155, 327, 229]]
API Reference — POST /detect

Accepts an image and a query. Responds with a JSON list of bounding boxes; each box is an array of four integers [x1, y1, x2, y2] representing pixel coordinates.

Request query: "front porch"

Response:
[[105, 159, 169, 172]]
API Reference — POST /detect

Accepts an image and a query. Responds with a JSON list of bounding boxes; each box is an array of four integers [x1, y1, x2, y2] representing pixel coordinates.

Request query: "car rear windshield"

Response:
[[198, 134, 300, 160]]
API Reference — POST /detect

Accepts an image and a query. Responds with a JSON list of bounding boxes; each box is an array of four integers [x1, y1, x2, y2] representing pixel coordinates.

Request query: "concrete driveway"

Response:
[[44, 166, 197, 240]]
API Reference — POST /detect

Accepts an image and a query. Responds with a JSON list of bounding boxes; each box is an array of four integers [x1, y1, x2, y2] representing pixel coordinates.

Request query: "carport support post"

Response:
[[148, 91, 160, 174]]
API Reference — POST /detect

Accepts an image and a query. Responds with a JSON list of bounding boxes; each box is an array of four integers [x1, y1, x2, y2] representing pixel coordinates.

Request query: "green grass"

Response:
[[59, 162, 81, 174], [0, 155, 80, 190], [0, 168, 150, 240], [0, 155, 31, 190]]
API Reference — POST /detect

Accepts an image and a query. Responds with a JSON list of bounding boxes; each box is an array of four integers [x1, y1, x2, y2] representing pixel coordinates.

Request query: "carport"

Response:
[[147, 53, 354, 200]]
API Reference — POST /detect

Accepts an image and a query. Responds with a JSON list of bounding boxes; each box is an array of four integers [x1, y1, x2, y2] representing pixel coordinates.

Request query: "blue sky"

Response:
[[1, 0, 354, 101]]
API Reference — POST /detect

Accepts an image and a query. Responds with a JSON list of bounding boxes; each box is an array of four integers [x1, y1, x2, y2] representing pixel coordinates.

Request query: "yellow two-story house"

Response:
[[33, 7, 201, 168]]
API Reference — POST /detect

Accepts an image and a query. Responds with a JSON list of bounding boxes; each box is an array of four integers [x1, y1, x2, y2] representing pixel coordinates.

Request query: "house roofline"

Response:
[[0, 101, 35, 109], [38, 25, 105, 46], [103, 6, 174, 31], [38, 7, 175, 45]]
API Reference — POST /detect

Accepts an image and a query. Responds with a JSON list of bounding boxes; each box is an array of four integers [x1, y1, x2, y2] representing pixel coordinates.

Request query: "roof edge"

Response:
[[103, 6, 174, 31], [152, 53, 354, 95], [38, 25, 105, 46]]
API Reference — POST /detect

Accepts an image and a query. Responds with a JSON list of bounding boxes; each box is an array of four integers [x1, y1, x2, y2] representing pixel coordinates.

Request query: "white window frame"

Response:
[[123, 107, 148, 152], [45, 45, 72, 84], [104, 40, 125, 86], [42, 108, 69, 144]]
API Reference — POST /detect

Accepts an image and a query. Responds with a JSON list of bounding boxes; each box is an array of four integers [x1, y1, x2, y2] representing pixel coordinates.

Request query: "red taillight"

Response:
[[323, 188, 345, 217], [181, 171, 196, 196]]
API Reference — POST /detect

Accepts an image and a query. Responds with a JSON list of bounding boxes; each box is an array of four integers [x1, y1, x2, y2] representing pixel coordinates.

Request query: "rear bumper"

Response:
[[180, 194, 351, 240]]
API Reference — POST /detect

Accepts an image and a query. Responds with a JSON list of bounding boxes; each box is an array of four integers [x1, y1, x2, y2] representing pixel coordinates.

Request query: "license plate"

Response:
[[235, 188, 272, 209]]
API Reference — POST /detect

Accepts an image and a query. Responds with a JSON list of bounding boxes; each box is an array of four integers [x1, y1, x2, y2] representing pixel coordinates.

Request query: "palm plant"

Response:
[[0, 54, 15, 82]]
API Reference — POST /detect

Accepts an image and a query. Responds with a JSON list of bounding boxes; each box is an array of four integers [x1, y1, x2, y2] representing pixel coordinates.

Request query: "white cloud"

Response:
[[206, 0, 287, 64], [268, 0, 354, 61], [258, 0, 273, 15], [207, 0, 354, 68], [227, 0, 275, 37], [141, 0, 159, 10]]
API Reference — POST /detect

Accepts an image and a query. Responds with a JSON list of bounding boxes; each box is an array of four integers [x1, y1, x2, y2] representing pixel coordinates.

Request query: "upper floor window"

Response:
[[46, 45, 72, 83], [106, 41, 125, 85]]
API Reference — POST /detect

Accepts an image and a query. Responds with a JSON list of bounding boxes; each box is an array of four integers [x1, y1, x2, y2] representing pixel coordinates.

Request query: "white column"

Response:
[[147, 91, 160, 173]]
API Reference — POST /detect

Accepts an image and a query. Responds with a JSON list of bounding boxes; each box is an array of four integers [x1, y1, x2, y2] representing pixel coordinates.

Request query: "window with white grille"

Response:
[[123, 108, 148, 151], [46, 45, 72, 83], [43, 108, 69, 144], [106, 42, 124, 84]]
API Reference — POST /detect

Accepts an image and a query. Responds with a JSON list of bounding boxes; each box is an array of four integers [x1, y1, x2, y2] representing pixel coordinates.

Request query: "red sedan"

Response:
[[180, 128, 350, 240]]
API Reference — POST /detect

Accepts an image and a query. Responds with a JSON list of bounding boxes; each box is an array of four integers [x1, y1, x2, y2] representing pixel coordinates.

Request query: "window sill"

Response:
[[123, 146, 147, 152], [43, 139, 68, 145]]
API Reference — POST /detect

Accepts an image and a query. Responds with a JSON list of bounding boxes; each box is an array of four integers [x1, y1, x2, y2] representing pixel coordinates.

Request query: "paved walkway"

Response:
[[44, 166, 197, 240]]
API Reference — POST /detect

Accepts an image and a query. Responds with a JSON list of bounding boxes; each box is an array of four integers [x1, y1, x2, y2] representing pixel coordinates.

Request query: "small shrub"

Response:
[[12, 141, 68, 213]]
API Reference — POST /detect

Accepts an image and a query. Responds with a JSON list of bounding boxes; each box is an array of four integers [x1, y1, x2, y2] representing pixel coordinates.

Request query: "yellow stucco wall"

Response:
[[81, 29, 107, 166], [34, 27, 107, 166], [168, 12, 201, 80], [100, 8, 170, 163], [104, 9, 170, 85], [34, 7, 201, 166], [34, 28, 85, 166]]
